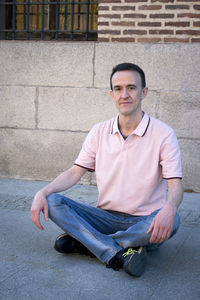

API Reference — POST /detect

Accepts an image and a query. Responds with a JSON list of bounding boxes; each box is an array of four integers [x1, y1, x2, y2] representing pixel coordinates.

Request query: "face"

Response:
[[110, 70, 148, 117]]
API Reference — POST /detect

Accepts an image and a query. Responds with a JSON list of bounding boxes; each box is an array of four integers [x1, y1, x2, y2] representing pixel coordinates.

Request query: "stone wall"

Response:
[[0, 41, 200, 191], [98, 0, 200, 43]]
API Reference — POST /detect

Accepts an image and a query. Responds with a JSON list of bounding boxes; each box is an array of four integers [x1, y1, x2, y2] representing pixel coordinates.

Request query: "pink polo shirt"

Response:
[[75, 112, 182, 216]]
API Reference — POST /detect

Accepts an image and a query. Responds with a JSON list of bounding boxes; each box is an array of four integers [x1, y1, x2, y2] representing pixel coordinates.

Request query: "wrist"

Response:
[[165, 202, 177, 214], [37, 189, 48, 198]]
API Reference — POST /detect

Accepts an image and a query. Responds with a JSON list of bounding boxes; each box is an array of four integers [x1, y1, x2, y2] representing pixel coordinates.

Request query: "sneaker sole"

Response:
[[54, 233, 95, 257]]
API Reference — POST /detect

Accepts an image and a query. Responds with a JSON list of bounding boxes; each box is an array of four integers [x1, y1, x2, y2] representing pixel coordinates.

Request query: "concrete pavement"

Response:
[[0, 178, 200, 300]]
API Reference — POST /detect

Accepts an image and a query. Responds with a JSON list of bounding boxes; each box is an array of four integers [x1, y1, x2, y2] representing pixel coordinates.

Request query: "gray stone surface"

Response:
[[38, 87, 115, 131], [0, 42, 200, 190], [95, 43, 200, 91], [179, 139, 200, 193], [0, 86, 36, 128], [0, 179, 199, 299], [158, 91, 200, 139], [149, 225, 200, 300], [0, 129, 87, 180], [141, 90, 160, 119], [0, 42, 94, 87]]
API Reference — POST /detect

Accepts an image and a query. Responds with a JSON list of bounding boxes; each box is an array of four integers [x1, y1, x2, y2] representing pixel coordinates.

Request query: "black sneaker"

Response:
[[54, 233, 95, 257], [122, 247, 147, 277], [107, 246, 147, 277]]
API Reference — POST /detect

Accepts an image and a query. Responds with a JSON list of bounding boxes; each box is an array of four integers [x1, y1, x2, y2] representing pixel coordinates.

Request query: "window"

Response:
[[0, 0, 98, 40]]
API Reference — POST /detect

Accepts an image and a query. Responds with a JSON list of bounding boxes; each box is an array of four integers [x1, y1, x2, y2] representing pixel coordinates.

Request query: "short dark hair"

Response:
[[110, 63, 146, 90]]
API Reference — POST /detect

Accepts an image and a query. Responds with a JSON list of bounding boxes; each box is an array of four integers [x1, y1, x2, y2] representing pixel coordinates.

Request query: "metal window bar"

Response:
[[41, 0, 44, 39], [0, 1, 98, 41], [12, 1, 16, 39], [26, 0, 30, 39], [55, 0, 59, 39], [86, 0, 89, 41]]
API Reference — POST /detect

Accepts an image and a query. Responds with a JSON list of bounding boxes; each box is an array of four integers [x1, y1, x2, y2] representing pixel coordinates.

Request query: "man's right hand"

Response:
[[31, 191, 49, 230]]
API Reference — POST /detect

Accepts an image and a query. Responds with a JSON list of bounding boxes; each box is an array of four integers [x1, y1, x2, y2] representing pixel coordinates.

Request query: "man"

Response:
[[31, 63, 183, 277]]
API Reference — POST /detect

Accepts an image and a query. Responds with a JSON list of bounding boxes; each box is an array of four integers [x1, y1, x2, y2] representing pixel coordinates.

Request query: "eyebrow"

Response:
[[113, 84, 137, 89]]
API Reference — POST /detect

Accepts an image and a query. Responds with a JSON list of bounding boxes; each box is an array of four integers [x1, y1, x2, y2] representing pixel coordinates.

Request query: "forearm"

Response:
[[39, 165, 86, 197], [148, 179, 183, 243], [166, 178, 184, 211]]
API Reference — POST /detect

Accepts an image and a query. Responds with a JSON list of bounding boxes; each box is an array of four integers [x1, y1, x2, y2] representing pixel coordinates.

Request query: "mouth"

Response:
[[120, 102, 132, 105]]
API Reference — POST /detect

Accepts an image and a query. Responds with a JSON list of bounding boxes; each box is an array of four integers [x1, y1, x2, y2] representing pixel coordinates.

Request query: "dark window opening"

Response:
[[0, 0, 98, 41]]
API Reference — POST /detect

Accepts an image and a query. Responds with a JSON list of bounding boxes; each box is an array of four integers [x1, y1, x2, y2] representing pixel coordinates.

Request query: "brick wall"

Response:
[[98, 0, 200, 42]]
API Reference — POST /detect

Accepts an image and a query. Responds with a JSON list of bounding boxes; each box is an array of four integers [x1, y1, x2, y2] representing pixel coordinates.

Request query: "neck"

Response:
[[118, 111, 144, 137]]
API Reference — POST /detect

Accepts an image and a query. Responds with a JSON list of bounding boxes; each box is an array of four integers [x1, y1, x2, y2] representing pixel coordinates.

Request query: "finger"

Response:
[[156, 229, 167, 244], [165, 228, 172, 241], [150, 225, 159, 243], [160, 228, 170, 243], [31, 210, 43, 230], [155, 226, 170, 244], [147, 219, 155, 234], [43, 202, 49, 222]]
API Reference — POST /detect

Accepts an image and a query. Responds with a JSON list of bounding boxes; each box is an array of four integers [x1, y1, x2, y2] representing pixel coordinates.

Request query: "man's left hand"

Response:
[[147, 203, 177, 244]]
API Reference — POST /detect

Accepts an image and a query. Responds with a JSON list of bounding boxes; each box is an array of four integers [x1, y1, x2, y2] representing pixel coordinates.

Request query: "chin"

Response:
[[120, 110, 134, 116]]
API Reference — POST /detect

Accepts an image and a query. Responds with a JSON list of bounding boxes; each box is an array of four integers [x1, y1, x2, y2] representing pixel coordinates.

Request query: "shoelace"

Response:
[[122, 248, 138, 258]]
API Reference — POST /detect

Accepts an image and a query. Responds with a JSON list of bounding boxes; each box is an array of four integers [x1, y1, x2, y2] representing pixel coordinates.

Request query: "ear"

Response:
[[141, 87, 148, 100], [110, 89, 114, 100]]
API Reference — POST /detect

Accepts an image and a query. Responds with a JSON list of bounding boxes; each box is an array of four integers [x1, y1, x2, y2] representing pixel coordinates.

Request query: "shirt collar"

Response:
[[111, 112, 150, 137]]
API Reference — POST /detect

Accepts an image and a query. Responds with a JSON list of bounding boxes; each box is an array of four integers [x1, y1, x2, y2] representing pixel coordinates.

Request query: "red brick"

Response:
[[191, 38, 200, 42], [176, 30, 200, 35], [137, 37, 162, 42], [165, 21, 190, 27], [111, 37, 135, 42], [193, 21, 200, 27], [98, 6, 109, 11], [124, 29, 147, 35], [138, 21, 161, 26], [98, 22, 109, 26], [165, 5, 189, 9], [150, 13, 174, 18], [99, 0, 121, 3], [125, 0, 147, 2], [151, 0, 174, 3], [98, 30, 121, 34], [124, 13, 147, 18], [177, 0, 200, 2], [138, 5, 162, 10], [98, 37, 109, 42], [194, 5, 200, 10], [178, 13, 200, 18], [164, 37, 189, 42], [112, 6, 135, 11], [111, 21, 135, 26], [149, 29, 174, 34], [99, 14, 121, 19]]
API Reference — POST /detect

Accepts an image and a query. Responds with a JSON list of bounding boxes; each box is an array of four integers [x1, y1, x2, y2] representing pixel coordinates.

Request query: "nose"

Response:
[[121, 88, 129, 98]]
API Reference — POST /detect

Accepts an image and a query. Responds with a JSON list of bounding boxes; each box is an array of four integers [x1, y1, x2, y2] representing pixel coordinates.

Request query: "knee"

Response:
[[46, 193, 62, 207], [167, 213, 180, 241], [46, 193, 65, 220], [170, 213, 180, 237]]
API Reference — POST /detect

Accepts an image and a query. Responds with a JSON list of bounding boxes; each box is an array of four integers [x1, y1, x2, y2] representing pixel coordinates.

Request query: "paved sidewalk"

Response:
[[0, 178, 200, 300]]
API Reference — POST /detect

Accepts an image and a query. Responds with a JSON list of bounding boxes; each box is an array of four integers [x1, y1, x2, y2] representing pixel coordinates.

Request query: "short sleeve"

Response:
[[74, 125, 98, 172], [160, 129, 182, 179]]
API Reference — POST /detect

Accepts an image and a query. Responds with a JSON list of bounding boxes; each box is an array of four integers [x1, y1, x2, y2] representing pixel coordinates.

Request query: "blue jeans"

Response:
[[47, 193, 180, 264]]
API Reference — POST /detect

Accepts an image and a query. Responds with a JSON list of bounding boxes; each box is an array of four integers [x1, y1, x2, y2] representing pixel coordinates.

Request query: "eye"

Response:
[[128, 86, 136, 90], [114, 87, 121, 92]]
